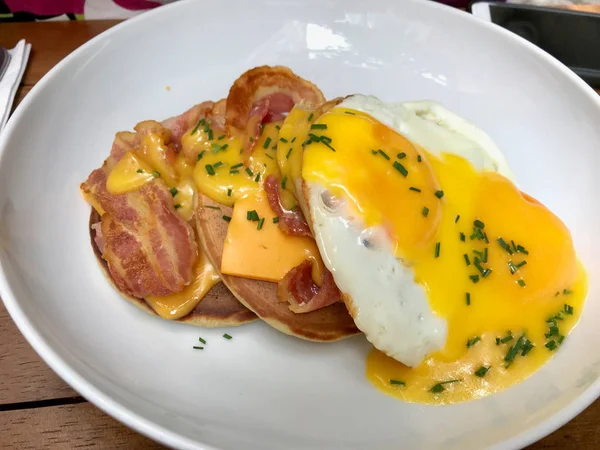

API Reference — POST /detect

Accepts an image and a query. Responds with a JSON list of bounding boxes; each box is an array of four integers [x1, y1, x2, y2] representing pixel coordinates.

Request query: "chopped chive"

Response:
[[390, 379, 406, 386], [497, 237, 514, 255], [371, 150, 377, 155], [505, 335, 526, 367], [222, 215, 231, 222], [265, 154, 274, 160], [564, 304, 574, 315], [198, 337, 206, 345], [521, 340, 534, 356], [263, 137, 272, 149], [280, 137, 288, 143], [545, 340, 557, 351], [459, 233, 465, 242], [227, 189, 232, 197], [257, 217, 265, 230], [192, 346, 204, 350], [563, 289, 573, 295], [545, 325, 559, 338], [174, 204, 182, 209], [191, 118, 206, 135], [205, 165, 215, 176], [470, 275, 480, 283], [517, 279, 526, 287], [500, 335, 513, 344], [474, 219, 485, 229], [397, 152, 407, 159], [475, 366, 490, 378], [483, 248, 488, 263], [230, 163, 243, 169], [434, 242, 441, 258], [516, 245, 529, 255], [430, 379, 461, 394], [483, 232, 489, 243], [466, 292, 471, 305], [282, 175, 288, 190], [558, 335, 565, 345], [455, 215, 460, 223], [291, 137, 296, 143], [273, 217, 280, 224], [466, 336, 481, 348], [136, 169, 144, 173], [508, 261, 518, 274], [417, 155, 422, 162], [311, 123, 327, 130], [422, 207, 429, 217], [229, 170, 239, 174], [435, 190, 444, 199], [245, 168, 253, 177], [464, 254, 471, 266], [151, 170, 160, 178], [377, 149, 391, 160], [217, 134, 225, 140], [207, 129, 213, 140], [170, 187, 178, 197], [275, 125, 281, 130], [482, 268, 492, 278], [286, 148, 293, 159], [249, 137, 254, 142], [409, 187, 421, 192], [344, 111, 355, 115], [213, 161, 223, 168], [223, 333, 233, 340], [307, 113, 314, 121], [254, 173, 260, 182], [205, 205, 220, 210], [496, 338, 501, 345], [393, 161, 408, 177], [247, 210, 259, 221]]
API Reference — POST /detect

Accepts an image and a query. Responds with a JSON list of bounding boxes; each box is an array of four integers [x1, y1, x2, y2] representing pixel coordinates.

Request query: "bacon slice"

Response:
[[161, 101, 215, 151], [278, 261, 341, 314], [225, 66, 326, 157], [82, 162, 197, 299], [264, 175, 312, 238]]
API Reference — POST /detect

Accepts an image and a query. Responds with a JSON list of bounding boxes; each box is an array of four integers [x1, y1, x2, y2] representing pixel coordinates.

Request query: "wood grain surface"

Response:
[[0, 19, 598, 449]]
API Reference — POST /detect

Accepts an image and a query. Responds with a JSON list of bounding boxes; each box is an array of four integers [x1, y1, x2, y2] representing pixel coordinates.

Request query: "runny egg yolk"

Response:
[[302, 107, 588, 404]]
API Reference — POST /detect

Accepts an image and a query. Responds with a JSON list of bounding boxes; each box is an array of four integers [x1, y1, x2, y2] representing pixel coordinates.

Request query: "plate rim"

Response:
[[0, 0, 599, 448]]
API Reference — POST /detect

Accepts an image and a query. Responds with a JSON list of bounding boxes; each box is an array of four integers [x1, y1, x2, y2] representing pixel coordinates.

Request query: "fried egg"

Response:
[[299, 95, 587, 403]]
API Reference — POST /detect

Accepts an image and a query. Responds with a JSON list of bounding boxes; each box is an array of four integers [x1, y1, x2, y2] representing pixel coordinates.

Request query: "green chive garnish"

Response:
[[174, 204, 181, 209], [545, 340, 557, 351], [564, 304, 574, 315], [344, 111, 355, 115], [230, 163, 243, 169], [170, 187, 178, 197], [435, 190, 444, 199], [136, 169, 144, 174], [397, 152, 406, 159], [434, 242, 441, 258], [516, 245, 529, 255], [466, 292, 471, 306], [247, 210, 259, 221], [218, 134, 225, 140], [257, 218, 265, 230], [475, 366, 490, 378], [280, 137, 288, 143], [223, 333, 232, 340], [466, 336, 481, 348], [227, 189, 232, 197], [222, 215, 231, 222], [151, 170, 160, 178], [245, 168, 253, 177], [254, 173, 260, 182], [393, 161, 408, 177], [213, 161, 223, 168], [192, 346, 204, 350], [263, 137, 272, 149], [430, 379, 461, 394], [390, 379, 406, 386], [205, 165, 215, 176], [455, 215, 460, 223], [286, 148, 293, 159], [311, 123, 327, 130], [409, 187, 421, 192], [191, 118, 206, 135], [282, 175, 288, 190], [517, 279, 526, 287], [198, 337, 206, 345], [273, 217, 280, 224], [460, 232, 466, 242], [464, 254, 471, 266], [291, 137, 296, 143], [417, 155, 422, 162], [422, 207, 429, 217], [563, 289, 572, 295], [205, 205, 220, 210], [307, 113, 314, 121], [377, 149, 390, 160], [470, 275, 480, 283], [229, 170, 240, 174]]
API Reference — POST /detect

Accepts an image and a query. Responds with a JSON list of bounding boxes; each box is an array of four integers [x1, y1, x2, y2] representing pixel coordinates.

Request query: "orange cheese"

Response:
[[221, 190, 324, 285]]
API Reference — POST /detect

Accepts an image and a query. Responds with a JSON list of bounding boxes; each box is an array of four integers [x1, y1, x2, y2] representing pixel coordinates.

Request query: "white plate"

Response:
[[1, 0, 599, 448]]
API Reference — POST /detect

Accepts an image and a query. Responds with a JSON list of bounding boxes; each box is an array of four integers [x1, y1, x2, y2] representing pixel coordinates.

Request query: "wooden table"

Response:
[[0, 20, 598, 449]]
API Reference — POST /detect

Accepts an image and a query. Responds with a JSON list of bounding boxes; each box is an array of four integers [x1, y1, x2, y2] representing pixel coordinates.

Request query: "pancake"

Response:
[[89, 209, 257, 327], [195, 194, 360, 341]]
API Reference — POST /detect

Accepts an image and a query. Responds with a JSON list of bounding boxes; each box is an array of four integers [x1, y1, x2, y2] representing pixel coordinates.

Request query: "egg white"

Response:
[[305, 95, 512, 366]]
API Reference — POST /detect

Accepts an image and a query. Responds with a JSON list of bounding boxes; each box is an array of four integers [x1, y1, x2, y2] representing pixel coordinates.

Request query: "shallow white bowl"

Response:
[[1, 0, 599, 448]]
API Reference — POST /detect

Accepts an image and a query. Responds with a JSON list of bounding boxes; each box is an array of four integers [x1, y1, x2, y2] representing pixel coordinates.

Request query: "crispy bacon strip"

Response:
[[225, 66, 325, 157], [82, 155, 197, 299], [264, 175, 312, 238], [278, 261, 341, 314]]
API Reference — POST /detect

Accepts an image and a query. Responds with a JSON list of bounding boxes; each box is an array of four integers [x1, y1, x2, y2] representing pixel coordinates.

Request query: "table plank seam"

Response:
[[0, 396, 87, 412]]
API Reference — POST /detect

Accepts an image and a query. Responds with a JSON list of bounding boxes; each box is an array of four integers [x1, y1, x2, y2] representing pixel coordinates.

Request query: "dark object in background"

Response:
[[470, 2, 600, 88]]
